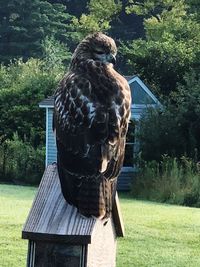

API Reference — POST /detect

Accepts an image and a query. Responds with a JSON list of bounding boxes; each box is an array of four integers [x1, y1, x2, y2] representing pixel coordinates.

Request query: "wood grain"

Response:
[[87, 218, 117, 267], [22, 164, 124, 244], [22, 164, 95, 244], [113, 193, 125, 237]]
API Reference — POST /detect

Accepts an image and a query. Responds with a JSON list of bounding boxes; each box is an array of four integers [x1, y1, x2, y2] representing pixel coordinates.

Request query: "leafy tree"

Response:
[[0, 133, 45, 184], [138, 71, 200, 161], [138, 107, 185, 161], [72, 0, 122, 40], [172, 71, 200, 158], [187, 0, 200, 20], [49, 0, 145, 46], [41, 36, 71, 69], [48, 0, 88, 18], [0, 0, 71, 62], [122, 0, 200, 96], [0, 58, 64, 147]]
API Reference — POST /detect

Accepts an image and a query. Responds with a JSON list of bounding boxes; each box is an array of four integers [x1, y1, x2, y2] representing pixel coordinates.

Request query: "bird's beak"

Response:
[[107, 54, 116, 65]]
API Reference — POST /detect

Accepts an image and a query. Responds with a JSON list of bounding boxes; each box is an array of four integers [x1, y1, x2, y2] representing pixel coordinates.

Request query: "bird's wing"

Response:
[[54, 72, 130, 178], [53, 71, 131, 218]]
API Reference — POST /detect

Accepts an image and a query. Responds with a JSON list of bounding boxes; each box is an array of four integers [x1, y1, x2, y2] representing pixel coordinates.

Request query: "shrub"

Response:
[[0, 47, 66, 184], [132, 155, 200, 207], [138, 107, 186, 161], [0, 133, 45, 185], [0, 57, 65, 147], [137, 72, 200, 162]]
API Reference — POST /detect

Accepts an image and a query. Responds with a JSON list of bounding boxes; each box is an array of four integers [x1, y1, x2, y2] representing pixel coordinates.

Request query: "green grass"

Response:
[[117, 194, 200, 267], [1, 185, 200, 267], [0, 184, 36, 267]]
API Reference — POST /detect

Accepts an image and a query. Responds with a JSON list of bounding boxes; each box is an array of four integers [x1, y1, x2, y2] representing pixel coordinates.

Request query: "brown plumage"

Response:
[[53, 32, 131, 219]]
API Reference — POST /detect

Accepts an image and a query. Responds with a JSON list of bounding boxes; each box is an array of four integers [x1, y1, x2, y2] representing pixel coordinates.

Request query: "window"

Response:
[[123, 120, 136, 167]]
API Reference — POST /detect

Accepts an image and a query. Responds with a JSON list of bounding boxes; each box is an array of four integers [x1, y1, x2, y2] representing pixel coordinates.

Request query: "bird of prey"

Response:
[[53, 32, 131, 219]]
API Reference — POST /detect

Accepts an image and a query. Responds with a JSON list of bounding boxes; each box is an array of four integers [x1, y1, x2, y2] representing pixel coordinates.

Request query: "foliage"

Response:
[[121, 36, 199, 96], [77, 0, 200, 169], [138, 107, 186, 161], [0, 58, 64, 146], [138, 71, 200, 161], [172, 71, 200, 157], [0, 133, 45, 184], [41, 35, 72, 70], [72, 0, 122, 40], [134, 71, 200, 207], [126, 0, 188, 19], [188, 0, 200, 20], [48, 0, 88, 17], [0, 0, 72, 62], [132, 155, 200, 207], [123, 0, 200, 95], [0, 45, 66, 182]]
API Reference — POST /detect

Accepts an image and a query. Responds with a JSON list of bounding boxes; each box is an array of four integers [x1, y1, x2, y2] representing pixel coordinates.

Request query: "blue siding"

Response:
[[117, 167, 136, 191], [47, 109, 57, 165]]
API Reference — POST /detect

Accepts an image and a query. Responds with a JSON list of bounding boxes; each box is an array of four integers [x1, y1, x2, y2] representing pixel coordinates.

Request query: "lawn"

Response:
[[1, 185, 200, 267], [118, 195, 200, 267]]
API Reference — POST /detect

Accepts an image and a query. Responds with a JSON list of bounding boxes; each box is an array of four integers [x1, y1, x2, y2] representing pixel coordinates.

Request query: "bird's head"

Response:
[[71, 32, 117, 67]]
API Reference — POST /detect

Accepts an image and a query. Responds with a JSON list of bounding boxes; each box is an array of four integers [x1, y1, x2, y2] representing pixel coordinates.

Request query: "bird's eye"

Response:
[[95, 50, 104, 55]]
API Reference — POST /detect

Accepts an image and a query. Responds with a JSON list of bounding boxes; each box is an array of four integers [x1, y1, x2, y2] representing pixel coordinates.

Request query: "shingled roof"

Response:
[[39, 96, 54, 108]]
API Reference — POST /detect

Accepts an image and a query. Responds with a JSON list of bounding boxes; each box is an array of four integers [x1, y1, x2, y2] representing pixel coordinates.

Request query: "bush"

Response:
[[0, 44, 66, 184], [138, 72, 200, 162], [138, 107, 186, 162], [0, 133, 45, 185], [132, 155, 200, 207], [123, 0, 200, 96], [0, 57, 65, 147]]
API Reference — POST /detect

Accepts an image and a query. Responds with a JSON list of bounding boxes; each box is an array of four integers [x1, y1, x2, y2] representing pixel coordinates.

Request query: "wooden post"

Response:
[[22, 164, 124, 267]]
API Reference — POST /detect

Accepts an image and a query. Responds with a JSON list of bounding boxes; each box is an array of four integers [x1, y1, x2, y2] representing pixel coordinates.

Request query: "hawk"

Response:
[[53, 32, 131, 219]]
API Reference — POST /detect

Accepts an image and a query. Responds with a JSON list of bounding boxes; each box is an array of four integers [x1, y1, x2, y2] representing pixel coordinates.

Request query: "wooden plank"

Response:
[[22, 164, 95, 244], [87, 217, 117, 267], [112, 193, 125, 237]]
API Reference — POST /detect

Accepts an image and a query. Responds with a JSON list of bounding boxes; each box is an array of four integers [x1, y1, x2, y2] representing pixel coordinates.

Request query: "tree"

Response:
[[138, 107, 185, 161], [0, 0, 71, 62], [0, 58, 64, 147], [173, 71, 200, 158], [41, 36, 71, 69], [48, 0, 88, 18], [138, 71, 200, 161], [72, 0, 122, 40], [49, 0, 145, 44], [122, 0, 200, 96]]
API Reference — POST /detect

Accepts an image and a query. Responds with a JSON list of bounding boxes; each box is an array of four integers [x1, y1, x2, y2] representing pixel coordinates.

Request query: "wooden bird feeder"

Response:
[[22, 164, 124, 267]]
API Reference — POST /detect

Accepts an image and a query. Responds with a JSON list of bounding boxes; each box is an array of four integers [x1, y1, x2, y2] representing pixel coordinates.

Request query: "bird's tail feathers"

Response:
[[77, 176, 117, 219], [57, 156, 117, 219]]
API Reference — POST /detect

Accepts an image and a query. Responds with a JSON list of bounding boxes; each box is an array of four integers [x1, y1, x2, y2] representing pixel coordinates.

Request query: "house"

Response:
[[39, 75, 161, 190]]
